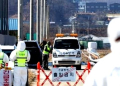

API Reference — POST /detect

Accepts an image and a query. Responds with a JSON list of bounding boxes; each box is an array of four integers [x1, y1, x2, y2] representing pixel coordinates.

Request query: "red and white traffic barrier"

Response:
[[37, 62, 40, 86], [36, 62, 91, 86]]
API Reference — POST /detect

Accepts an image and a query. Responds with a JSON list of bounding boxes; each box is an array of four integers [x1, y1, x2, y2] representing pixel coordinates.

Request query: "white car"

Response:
[[52, 33, 82, 69], [0, 45, 16, 56]]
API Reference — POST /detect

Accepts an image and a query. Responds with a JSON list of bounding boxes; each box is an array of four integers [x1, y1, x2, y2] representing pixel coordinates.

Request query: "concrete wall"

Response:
[[0, 34, 16, 45]]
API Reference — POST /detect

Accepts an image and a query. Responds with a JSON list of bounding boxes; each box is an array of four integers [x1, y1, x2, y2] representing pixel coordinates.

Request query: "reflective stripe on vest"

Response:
[[43, 44, 50, 55], [0, 52, 4, 68], [15, 50, 28, 67]]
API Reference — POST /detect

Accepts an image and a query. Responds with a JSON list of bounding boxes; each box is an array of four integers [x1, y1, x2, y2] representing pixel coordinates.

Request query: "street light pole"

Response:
[[40, 0, 43, 43], [43, 0, 46, 40], [71, 16, 76, 34], [46, 5, 49, 40], [18, 0, 23, 41], [30, 0, 34, 40], [72, 21, 75, 33], [36, 0, 40, 42]]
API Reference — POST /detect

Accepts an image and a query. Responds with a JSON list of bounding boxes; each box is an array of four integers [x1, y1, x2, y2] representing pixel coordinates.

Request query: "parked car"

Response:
[[0, 45, 16, 57], [24, 40, 42, 68]]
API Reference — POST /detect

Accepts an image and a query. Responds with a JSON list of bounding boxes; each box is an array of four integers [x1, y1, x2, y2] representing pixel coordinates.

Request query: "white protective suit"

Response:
[[0, 46, 9, 66], [10, 41, 30, 86], [83, 17, 120, 86]]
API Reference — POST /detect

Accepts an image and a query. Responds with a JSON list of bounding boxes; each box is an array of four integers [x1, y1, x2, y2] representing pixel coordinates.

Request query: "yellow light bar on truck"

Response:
[[56, 33, 78, 37], [70, 33, 78, 37], [56, 34, 64, 37]]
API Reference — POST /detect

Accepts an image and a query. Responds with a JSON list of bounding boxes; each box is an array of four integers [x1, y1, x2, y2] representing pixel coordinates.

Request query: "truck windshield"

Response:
[[54, 39, 79, 49]]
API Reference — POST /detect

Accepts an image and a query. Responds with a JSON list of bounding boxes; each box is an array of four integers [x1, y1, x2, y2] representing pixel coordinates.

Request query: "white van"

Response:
[[52, 33, 82, 69]]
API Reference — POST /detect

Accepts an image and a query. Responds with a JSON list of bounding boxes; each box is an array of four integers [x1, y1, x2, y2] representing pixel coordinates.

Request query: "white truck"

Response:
[[52, 33, 82, 69]]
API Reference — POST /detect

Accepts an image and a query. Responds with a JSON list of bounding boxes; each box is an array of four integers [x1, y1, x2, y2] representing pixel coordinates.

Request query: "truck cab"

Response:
[[52, 33, 82, 69]]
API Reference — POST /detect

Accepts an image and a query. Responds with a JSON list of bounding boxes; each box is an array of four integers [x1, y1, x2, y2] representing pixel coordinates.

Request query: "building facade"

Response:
[[78, 1, 86, 12], [86, 2, 107, 13], [77, 1, 108, 13], [0, 0, 9, 35], [109, 3, 120, 12], [9, 18, 18, 30]]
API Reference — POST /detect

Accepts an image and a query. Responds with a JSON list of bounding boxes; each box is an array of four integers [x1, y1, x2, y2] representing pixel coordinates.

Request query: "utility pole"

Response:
[[36, 0, 40, 42], [30, 0, 34, 40], [40, 0, 43, 43], [71, 16, 76, 34], [57, 25, 61, 34], [43, 0, 46, 40], [46, 5, 49, 40], [18, 0, 23, 41], [72, 21, 75, 34]]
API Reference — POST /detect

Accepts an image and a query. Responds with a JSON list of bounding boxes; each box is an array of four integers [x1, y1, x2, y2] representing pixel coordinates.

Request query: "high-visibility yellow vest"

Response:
[[0, 52, 4, 68], [43, 44, 50, 55], [14, 50, 28, 67]]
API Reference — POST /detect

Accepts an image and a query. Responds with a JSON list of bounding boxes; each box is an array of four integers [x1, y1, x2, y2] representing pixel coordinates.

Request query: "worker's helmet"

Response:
[[47, 41, 51, 46]]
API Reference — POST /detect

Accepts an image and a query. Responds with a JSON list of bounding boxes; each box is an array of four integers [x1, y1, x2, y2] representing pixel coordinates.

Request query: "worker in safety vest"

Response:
[[83, 17, 120, 86], [10, 41, 30, 86], [42, 41, 51, 70], [0, 46, 9, 69], [40, 40, 47, 52]]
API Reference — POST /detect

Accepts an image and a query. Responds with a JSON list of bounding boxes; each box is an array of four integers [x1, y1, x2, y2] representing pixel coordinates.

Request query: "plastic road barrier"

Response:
[[37, 62, 40, 86], [36, 62, 91, 86]]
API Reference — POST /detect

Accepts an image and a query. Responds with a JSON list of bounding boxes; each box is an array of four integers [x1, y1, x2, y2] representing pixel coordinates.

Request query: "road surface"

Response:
[[30, 65, 90, 86]]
